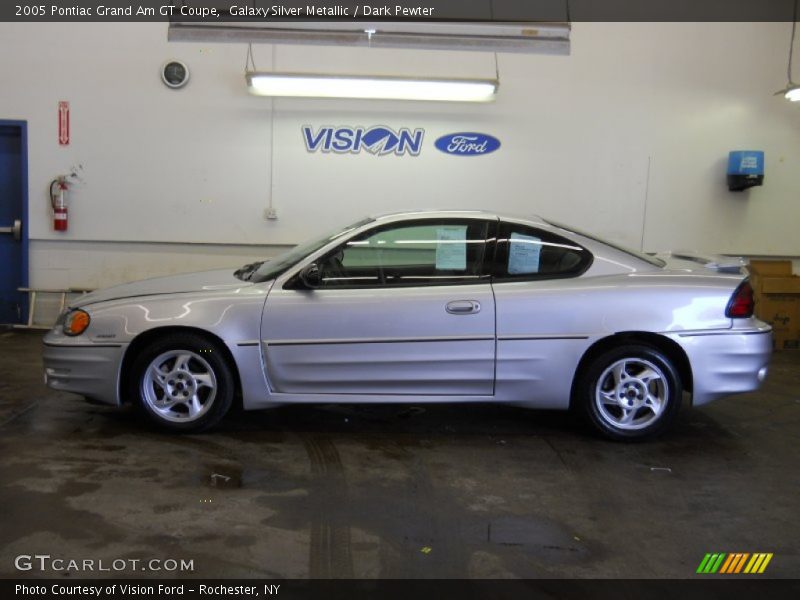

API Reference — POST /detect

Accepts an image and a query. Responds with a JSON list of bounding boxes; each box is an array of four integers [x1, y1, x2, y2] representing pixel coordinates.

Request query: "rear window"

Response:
[[494, 222, 592, 280], [546, 220, 666, 268]]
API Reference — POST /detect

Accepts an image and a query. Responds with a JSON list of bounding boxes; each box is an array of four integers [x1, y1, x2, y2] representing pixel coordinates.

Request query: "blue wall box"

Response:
[[727, 150, 764, 192]]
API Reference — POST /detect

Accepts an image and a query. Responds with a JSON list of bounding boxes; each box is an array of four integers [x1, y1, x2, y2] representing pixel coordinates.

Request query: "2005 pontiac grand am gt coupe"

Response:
[[43, 210, 772, 441]]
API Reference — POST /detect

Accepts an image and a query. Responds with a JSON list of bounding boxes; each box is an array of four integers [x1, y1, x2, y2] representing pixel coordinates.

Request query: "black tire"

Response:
[[126, 332, 234, 433], [575, 344, 682, 441]]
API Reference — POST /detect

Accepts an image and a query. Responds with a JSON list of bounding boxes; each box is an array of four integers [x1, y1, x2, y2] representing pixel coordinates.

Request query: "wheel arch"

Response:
[[570, 331, 693, 408], [119, 326, 243, 406]]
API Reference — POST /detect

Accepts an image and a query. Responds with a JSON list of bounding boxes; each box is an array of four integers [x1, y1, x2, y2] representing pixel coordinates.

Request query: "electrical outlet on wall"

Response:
[[264, 207, 278, 220]]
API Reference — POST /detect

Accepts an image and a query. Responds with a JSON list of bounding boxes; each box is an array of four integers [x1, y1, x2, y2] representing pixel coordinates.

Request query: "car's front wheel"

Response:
[[127, 333, 234, 432], [575, 344, 682, 441]]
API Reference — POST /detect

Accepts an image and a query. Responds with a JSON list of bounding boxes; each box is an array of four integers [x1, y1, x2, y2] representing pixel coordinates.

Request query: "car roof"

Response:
[[370, 209, 548, 226]]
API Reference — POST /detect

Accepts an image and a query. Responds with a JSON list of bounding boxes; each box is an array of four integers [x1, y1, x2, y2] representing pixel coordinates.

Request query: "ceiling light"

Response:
[[785, 85, 800, 101], [246, 73, 498, 102], [774, 0, 799, 102]]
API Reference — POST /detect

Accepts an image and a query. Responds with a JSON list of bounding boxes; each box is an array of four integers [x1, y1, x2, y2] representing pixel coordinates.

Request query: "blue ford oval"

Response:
[[435, 132, 501, 156]]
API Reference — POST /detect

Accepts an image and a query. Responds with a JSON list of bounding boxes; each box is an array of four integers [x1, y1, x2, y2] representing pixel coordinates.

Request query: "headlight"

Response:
[[63, 309, 91, 336]]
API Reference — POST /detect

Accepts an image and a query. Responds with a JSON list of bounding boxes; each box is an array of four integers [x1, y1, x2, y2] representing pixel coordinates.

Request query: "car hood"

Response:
[[71, 269, 251, 308]]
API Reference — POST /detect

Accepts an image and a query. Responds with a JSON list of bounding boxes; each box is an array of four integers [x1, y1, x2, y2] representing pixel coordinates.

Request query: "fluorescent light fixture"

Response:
[[246, 72, 498, 102], [785, 86, 800, 101]]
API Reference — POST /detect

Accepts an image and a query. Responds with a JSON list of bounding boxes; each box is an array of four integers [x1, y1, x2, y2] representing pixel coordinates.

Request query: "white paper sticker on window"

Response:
[[435, 226, 467, 270], [508, 232, 541, 274]]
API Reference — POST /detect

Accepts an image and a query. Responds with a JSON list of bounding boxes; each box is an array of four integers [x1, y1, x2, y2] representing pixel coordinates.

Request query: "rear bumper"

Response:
[[42, 336, 126, 406], [670, 325, 772, 406]]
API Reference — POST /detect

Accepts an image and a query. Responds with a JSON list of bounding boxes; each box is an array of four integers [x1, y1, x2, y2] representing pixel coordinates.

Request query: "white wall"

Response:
[[0, 22, 798, 288]]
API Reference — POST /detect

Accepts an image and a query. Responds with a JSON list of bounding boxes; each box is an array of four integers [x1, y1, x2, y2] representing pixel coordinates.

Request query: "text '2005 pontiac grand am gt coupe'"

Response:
[[43, 211, 772, 441]]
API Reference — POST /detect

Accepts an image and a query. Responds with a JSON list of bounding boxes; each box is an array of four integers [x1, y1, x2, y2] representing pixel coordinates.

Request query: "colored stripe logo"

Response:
[[697, 552, 773, 574]]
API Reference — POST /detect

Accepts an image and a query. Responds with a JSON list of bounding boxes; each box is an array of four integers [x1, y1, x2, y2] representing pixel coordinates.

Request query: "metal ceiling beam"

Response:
[[168, 21, 571, 55]]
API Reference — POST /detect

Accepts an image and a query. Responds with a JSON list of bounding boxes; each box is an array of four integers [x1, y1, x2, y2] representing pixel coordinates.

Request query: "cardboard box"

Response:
[[748, 260, 800, 350]]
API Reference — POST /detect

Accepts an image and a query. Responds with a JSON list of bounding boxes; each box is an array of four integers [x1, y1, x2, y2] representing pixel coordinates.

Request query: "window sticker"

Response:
[[508, 232, 541, 274], [435, 226, 468, 270]]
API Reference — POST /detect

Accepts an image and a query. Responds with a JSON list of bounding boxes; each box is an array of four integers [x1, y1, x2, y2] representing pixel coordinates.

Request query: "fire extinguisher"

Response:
[[50, 177, 69, 231]]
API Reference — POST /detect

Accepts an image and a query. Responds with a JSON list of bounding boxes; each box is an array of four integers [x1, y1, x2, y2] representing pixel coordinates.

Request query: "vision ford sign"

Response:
[[434, 132, 501, 156], [302, 126, 424, 156]]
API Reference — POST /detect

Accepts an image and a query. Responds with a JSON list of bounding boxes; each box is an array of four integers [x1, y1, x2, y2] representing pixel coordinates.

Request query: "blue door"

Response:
[[0, 121, 28, 325]]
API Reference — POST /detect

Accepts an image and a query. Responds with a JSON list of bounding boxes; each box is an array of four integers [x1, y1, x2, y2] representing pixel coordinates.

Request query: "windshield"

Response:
[[243, 217, 374, 283], [546, 220, 666, 268]]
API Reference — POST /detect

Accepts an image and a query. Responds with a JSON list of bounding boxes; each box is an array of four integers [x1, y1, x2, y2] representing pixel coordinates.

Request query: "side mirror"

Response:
[[299, 263, 322, 288]]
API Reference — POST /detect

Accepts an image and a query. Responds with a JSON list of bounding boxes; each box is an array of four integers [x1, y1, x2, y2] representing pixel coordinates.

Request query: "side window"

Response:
[[316, 219, 489, 288], [495, 223, 591, 280]]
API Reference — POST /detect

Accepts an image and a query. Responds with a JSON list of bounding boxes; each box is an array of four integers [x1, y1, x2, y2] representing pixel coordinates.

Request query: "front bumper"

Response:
[[43, 334, 127, 406], [671, 325, 773, 406]]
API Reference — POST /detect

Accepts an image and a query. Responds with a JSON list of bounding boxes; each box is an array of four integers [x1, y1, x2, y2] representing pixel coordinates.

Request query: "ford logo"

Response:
[[434, 132, 501, 156]]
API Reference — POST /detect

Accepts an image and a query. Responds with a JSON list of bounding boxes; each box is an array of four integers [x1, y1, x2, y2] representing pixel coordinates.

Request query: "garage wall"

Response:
[[0, 22, 798, 289]]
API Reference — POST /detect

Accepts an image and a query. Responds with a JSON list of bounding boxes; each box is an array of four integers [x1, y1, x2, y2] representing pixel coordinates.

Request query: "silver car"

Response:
[[43, 210, 772, 440]]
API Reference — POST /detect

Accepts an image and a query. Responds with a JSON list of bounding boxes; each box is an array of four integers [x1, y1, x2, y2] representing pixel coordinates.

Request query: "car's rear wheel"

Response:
[[575, 344, 682, 441], [128, 333, 233, 432]]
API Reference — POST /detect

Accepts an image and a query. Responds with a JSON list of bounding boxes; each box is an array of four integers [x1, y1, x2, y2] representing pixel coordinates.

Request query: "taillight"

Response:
[[725, 279, 754, 318]]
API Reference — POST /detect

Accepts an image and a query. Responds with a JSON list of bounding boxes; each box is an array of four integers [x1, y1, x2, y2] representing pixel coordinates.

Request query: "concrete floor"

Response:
[[0, 329, 798, 579]]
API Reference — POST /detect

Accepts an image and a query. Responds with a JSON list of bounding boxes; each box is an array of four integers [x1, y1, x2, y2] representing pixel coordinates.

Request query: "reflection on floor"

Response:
[[0, 330, 798, 578]]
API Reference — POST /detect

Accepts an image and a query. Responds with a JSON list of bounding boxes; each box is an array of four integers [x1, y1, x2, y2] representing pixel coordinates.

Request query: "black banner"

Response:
[[1, 0, 798, 22], [5, 579, 800, 600]]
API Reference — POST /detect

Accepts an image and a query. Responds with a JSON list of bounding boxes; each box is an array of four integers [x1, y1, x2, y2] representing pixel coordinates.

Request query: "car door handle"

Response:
[[0, 219, 21, 241], [446, 300, 481, 315]]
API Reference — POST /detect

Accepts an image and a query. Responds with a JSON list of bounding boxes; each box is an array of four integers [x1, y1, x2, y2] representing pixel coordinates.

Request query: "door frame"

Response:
[[0, 120, 29, 323]]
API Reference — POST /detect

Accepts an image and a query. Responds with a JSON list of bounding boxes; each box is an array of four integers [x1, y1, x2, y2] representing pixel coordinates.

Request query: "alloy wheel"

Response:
[[594, 357, 668, 431], [141, 350, 217, 423]]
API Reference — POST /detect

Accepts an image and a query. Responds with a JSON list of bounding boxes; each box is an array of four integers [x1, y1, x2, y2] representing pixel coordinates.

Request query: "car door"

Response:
[[490, 219, 595, 407], [260, 217, 496, 396]]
